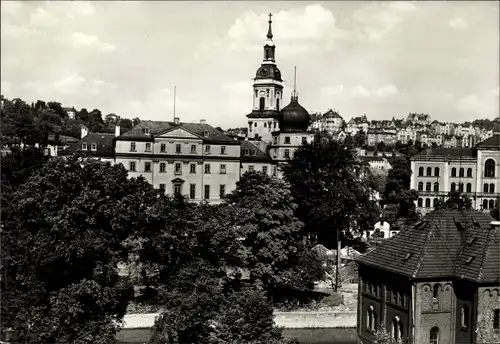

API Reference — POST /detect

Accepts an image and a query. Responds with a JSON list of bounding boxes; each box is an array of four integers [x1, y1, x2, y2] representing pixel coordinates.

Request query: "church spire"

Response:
[[291, 66, 298, 101], [267, 13, 273, 40]]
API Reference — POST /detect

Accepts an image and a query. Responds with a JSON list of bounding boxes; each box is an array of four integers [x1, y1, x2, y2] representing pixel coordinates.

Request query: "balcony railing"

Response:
[[416, 191, 500, 198]]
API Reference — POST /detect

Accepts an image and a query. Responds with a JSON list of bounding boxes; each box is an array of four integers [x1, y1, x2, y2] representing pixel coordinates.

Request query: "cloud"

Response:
[[199, 4, 349, 57], [490, 87, 499, 97], [456, 92, 498, 118], [321, 84, 400, 99], [448, 17, 469, 29], [71, 32, 116, 52], [29, 6, 58, 27], [221, 81, 255, 115], [1, 1, 24, 16], [352, 2, 418, 41]]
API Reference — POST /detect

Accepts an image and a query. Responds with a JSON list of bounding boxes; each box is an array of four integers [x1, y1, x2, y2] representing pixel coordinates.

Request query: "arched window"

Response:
[[459, 168, 464, 177], [485, 159, 495, 178], [459, 183, 464, 193], [427, 167, 432, 176], [419, 167, 424, 176], [434, 182, 439, 192], [425, 198, 431, 208], [259, 97, 265, 111], [418, 198, 423, 207], [366, 305, 376, 331], [489, 200, 495, 209], [451, 183, 456, 192], [467, 168, 472, 178], [483, 200, 488, 209], [451, 167, 457, 177], [466, 183, 472, 193], [435, 167, 440, 177], [461, 305, 469, 328], [429, 327, 439, 344], [490, 184, 495, 193], [433, 284, 440, 299], [392, 316, 402, 341], [433, 198, 438, 208], [418, 182, 424, 191], [276, 98, 280, 111], [484, 183, 489, 193], [426, 182, 431, 191], [255, 90, 258, 98]]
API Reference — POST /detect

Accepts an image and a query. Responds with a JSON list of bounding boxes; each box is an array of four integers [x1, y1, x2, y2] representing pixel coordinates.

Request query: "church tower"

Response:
[[246, 13, 284, 143]]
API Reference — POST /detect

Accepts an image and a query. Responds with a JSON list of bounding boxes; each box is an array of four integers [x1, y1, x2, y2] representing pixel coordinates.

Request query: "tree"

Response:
[[490, 200, 500, 220], [1, 154, 161, 343], [434, 191, 473, 210], [282, 137, 380, 251], [119, 118, 133, 133], [377, 141, 386, 152], [226, 171, 324, 292], [78, 108, 90, 122], [132, 117, 141, 126], [353, 130, 367, 148]]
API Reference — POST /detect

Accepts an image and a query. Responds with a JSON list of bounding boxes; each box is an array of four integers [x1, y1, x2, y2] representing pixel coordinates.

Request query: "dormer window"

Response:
[[143, 128, 150, 135], [203, 131, 209, 138], [91, 143, 97, 151], [82, 143, 88, 150]]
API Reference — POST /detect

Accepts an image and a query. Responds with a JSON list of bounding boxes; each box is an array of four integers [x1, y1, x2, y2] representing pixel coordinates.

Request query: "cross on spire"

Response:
[[267, 13, 273, 40]]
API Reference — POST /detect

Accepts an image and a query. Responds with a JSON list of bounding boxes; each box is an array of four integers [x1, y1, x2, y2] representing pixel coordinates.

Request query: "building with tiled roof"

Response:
[[411, 118, 500, 215], [356, 209, 500, 344]]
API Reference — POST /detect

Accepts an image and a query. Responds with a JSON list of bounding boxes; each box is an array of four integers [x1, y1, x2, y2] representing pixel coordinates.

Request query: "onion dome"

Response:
[[279, 95, 310, 132], [255, 64, 282, 81]]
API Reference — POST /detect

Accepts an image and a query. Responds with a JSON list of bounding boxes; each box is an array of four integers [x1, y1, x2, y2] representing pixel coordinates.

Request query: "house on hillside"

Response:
[[356, 209, 500, 344]]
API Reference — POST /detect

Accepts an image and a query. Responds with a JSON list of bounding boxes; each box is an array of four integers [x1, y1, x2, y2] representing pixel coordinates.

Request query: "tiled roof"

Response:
[[476, 134, 500, 150], [61, 133, 115, 157], [246, 110, 281, 119], [240, 140, 272, 162], [412, 148, 475, 160], [323, 109, 342, 119], [119, 121, 237, 144], [356, 209, 499, 283]]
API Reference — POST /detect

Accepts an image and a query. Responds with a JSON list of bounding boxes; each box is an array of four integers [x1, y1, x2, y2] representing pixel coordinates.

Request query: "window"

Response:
[[276, 98, 280, 111], [284, 136, 291, 144], [204, 164, 211, 174], [451, 183, 456, 192], [263, 166, 268, 175], [145, 143, 152, 152], [302, 137, 307, 144], [427, 167, 432, 176], [461, 306, 469, 328], [459, 168, 464, 177], [494, 309, 500, 329], [160, 162, 166, 173], [204, 185, 210, 199], [264, 122, 267, 128], [467, 168, 472, 177], [254, 122, 257, 127], [425, 198, 431, 208], [143, 128, 150, 135], [175, 144, 181, 153], [418, 182, 424, 191], [205, 145, 211, 154], [248, 165, 254, 171], [484, 183, 489, 193], [259, 97, 265, 110], [191, 144, 196, 153], [391, 317, 402, 342], [489, 199, 495, 209], [459, 183, 464, 193], [490, 184, 495, 193], [144, 162, 151, 172], [434, 167, 440, 177], [284, 149, 290, 159], [160, 143, 166, 153], [273, 136, 278, 145], [426, 182, 431, 191], [130, 142, 136, 151], [366, 305, 376, 331], [429, 327, 439, 344], [432, 284, 440, 299], [434, 182, 439, 192], [418, 198, 423, 207], [159, 183, 165, 192], [485, 159, 495, 178], [91, 143, 97, 151], [483, 200, 488, 209], [419, 167, 424, 176], [173, 183, 182, 195], [466, 183, 472, 193], [451, 167, 456, 177], [433, 198, 438, 208], [219, 184, 226, 199], [82, 142, 88, 150], [190, 163, 196, 174], [189, 184, 196, 199], [175, 163, 182, 174], [220, 146, 226, 155], [129, 161, 136, 172], [220, 164, 226, 174]]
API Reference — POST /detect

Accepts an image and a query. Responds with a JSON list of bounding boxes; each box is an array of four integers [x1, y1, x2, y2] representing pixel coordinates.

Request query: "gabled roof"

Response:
[[240, 140, 272, 162], [476, 134, 500, 150], [323, 109, 342, 119], [357, 209, 499, 283], [61, 133, 115, 157], [118, 121, 237, 144]]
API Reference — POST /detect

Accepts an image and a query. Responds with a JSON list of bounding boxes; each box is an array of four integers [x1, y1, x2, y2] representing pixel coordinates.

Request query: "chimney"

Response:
[[174, 117, 180, 125], [490, 221, 500, 230], [81, 125, 88, 139], [115, 124, 121, 137], [200, 119, 206, 124]]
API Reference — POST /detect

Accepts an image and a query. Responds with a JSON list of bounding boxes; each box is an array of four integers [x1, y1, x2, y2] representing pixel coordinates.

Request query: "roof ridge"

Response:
[[476, 227, 493, 282], [412, 225, 433, 278]]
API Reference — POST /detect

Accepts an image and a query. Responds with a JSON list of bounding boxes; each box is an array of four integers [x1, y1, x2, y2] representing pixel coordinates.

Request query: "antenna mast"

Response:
[[173, 86, 177, 121]]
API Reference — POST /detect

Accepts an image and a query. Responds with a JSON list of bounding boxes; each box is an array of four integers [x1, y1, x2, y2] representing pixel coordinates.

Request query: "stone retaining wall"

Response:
[[274, 311, 357, 328]]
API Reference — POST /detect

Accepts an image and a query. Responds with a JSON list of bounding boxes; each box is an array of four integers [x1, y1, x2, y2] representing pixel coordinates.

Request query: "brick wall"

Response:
[[476, 287, 500, 343]]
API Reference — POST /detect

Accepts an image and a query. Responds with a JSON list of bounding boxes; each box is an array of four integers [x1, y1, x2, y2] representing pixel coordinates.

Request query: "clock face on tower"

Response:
[[260, 69, 268, 76]]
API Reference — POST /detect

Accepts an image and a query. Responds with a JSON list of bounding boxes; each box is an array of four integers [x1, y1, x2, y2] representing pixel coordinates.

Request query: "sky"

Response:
[[1, 1, 499, 129]]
